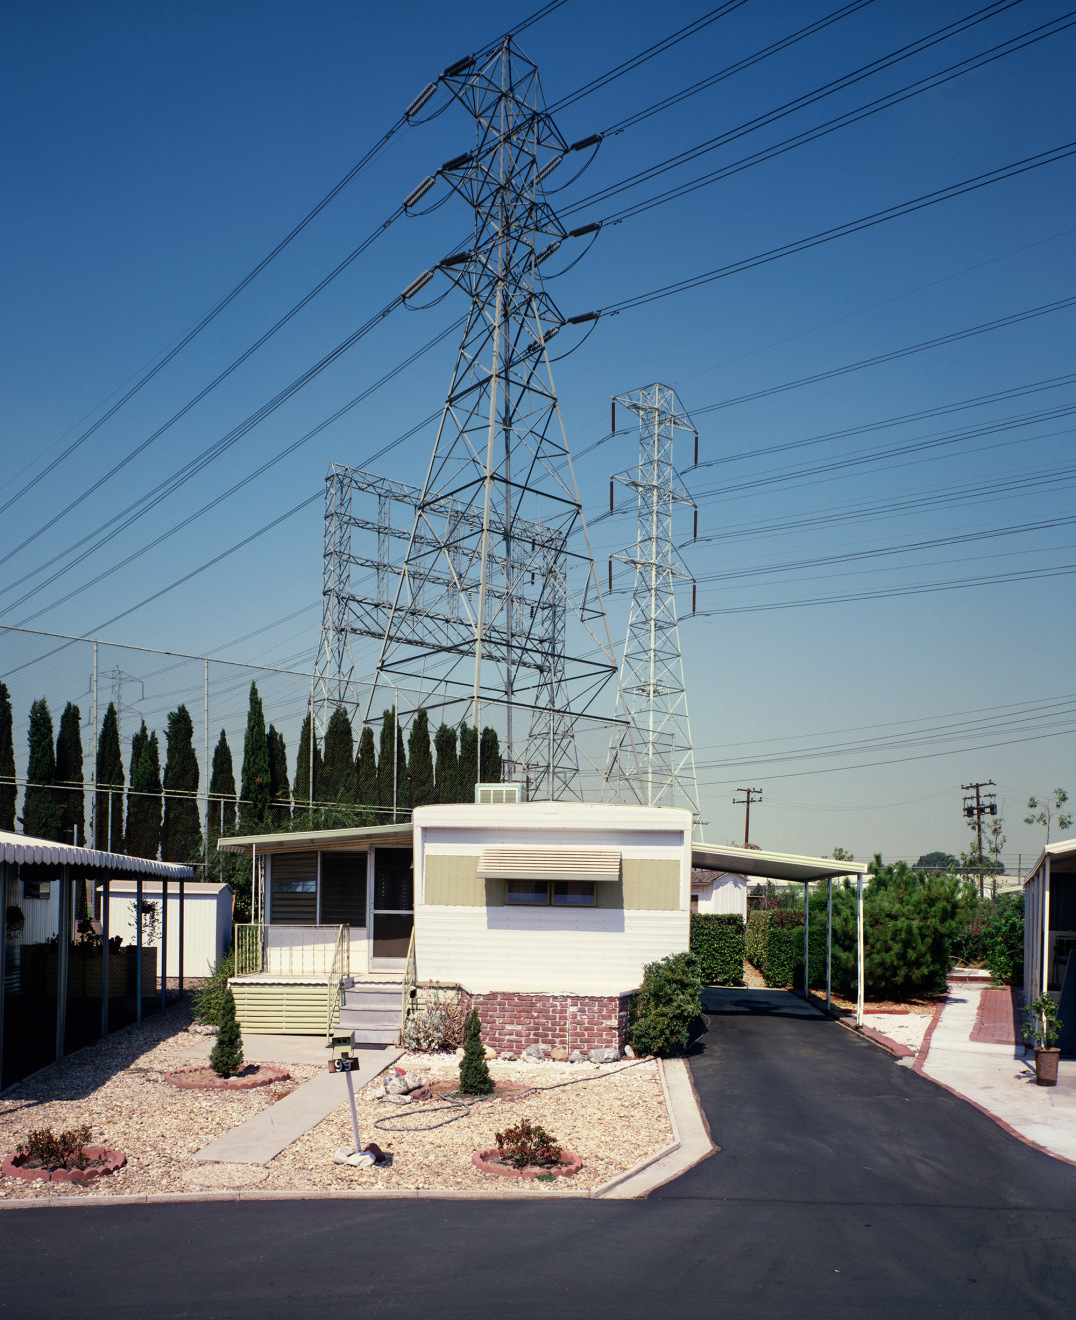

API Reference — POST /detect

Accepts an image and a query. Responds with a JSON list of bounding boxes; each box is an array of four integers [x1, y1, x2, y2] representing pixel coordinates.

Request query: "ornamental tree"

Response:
[[239, 682, 271, 833], [458, 1009, 493, 1096], [322, 706, 357, 804], [0, 682, 15, 832], [408, 709, 434, 809], [24, 698, 60, 840], [95, 703, 125, 852], [268, 724, 291, 825], [433, 723, 459, 805], [292, 713, 320, 816], [355, 724, 377, 813], [208, 729, 236, 850], [54, 701, 85, 845], [126, 723, 162, 860], [209, 987, 244, 1079], [162, 705, 202, 864]]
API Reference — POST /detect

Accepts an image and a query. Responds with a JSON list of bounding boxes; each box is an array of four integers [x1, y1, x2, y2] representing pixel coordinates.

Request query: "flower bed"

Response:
[[472, 1147, 582, 1180], [3, 1147, 125, 1184], [163, 1064, 290, 1091]]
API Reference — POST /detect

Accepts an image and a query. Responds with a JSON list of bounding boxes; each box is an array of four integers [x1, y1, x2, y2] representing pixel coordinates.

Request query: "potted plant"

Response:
[[1022, 993, 1063, 1086]]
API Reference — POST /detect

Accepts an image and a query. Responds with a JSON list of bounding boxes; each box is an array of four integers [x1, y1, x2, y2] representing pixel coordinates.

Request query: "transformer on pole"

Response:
[[350, 38, 623, 797], [606, 383, 700, 819]]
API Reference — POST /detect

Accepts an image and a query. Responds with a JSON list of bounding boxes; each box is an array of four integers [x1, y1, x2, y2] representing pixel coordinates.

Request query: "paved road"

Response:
[[3, 988, 1075, 1319]]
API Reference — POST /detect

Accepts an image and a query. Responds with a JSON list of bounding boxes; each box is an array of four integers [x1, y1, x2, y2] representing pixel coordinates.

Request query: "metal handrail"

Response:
[[233, 923, 346, 978], [325, 924, 350, 1044], [399, 926, 417, 1044]]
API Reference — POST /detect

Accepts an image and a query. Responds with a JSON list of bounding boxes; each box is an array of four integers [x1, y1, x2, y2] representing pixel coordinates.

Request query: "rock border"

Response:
[[163, 1065, 291, 1092], [472, 1148, 582, 1180], [3, 1147, 126, 1184]]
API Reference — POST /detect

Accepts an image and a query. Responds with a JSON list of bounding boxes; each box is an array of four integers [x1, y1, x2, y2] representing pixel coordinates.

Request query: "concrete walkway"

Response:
[[917, 983, 1076, 1163], [193, 1045, 401, 1164], [178, 1033, 339, 1065]]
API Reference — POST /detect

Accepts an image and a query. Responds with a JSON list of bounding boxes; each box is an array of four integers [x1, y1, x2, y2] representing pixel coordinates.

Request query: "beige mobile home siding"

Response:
[[414, 906, 688, 995], [423, 854, 483, 905], [230, 980, 329, 1035], [423, 854, 681, 910]]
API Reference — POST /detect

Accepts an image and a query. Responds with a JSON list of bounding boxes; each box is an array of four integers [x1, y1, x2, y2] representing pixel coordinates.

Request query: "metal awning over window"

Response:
[[475, 847, 622, 882]]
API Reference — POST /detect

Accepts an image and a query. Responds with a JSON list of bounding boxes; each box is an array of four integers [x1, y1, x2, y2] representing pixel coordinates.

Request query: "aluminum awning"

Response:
[[0, 829, 194, 877], [476, 846, 622, 882]]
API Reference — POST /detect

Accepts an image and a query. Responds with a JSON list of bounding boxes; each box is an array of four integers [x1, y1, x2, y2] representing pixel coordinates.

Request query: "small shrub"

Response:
[[629, 950, 702, 1057], [402, 984, 467, 1051], [209, 987, 244, 1078], [16, 1124, 93, 1171], [192, 949, 235, 1025], [494, 1118, 562, 1169], [458, 1009, 493, 1096], [690, 913, 745, 985]]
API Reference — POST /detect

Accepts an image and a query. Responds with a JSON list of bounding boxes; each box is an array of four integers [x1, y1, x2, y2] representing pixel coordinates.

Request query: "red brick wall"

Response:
[[460, 989, 633, 1053]]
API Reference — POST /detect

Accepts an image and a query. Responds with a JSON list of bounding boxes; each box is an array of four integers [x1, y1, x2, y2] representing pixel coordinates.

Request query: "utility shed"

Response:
[[97, 881, 232, 979]]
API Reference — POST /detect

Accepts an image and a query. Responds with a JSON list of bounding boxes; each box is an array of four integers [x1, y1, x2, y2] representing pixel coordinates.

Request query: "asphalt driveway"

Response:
[[3, 987, 1075, 1319]]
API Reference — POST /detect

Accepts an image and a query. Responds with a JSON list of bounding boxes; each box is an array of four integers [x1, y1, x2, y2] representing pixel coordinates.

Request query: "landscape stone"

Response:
[[568, 1050, 586, 1063], [384, 1092, 413, 1105], [623, 1044, 635, 1059], [589, 1047, 620, 1064], [384, 1075, 411, 1094], [498, 1051, 517, 1061], [550, 1047, 569, 1061], [522, 1044, 545, 1061], [483, 1046, 498, 1060]]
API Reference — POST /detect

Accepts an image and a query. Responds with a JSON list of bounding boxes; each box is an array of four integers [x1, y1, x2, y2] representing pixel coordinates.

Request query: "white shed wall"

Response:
[[694, 874, 748, 918], [101, 882, 231, 978]]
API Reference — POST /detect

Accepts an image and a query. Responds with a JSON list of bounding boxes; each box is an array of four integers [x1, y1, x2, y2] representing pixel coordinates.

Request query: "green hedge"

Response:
[[745, 911, 771, 967], [690, 912, 745, 985], [629, 951, 703, 1057]]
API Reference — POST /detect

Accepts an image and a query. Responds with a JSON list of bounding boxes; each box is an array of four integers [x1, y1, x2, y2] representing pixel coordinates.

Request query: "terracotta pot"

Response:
[[1034, 1047, 1060, 1087], [472, 1148, 582, 1180]]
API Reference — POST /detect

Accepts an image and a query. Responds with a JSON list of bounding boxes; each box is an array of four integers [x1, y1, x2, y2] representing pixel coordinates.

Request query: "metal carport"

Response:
[[691, 842, 872, 1023]]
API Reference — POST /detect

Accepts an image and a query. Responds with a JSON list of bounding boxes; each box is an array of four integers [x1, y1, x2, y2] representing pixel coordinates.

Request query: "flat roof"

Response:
[[216, 821, 412, 854], [1022, 834, 1076, 884], [691, 843, 869, 882]]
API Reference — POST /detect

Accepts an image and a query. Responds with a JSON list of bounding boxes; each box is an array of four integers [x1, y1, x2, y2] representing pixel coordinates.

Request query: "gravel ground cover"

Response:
[[0, 1005, 672, 1199]]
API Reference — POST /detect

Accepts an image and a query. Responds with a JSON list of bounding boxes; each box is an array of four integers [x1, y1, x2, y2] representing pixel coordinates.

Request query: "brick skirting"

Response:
[[461, 990, 634, 1053]]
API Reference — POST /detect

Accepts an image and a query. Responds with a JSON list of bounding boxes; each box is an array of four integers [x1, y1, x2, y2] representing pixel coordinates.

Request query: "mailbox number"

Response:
[[333, 1057, 354, 1072]]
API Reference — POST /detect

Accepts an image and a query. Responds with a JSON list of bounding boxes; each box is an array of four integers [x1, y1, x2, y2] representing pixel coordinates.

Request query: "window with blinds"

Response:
[[320, 851, 367, 927], [269, 852, 317, 924]]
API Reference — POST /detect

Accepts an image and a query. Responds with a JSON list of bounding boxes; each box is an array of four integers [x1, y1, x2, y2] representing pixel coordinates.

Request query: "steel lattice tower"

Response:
[[359, 39, 621, 795], [606, 383, 700, 818]]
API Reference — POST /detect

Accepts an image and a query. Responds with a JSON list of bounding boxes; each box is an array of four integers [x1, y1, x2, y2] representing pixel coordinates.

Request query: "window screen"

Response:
[[269, 852, 317, 924]]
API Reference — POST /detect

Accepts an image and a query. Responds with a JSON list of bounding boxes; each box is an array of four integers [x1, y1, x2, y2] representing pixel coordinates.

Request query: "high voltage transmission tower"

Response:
[[314, 38, 624, 797], [605, 383, 700, 819]]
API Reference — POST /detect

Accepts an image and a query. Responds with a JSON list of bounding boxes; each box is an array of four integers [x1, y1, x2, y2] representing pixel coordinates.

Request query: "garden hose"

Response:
[[372, 1058, 650, 1132]]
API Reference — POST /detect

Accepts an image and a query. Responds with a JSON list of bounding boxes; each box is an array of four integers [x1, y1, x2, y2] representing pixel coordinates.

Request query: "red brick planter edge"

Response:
[[3, 1148, 126, 1184], [163, 1065, 291, 1091], [472, 1148, 582, 1180]]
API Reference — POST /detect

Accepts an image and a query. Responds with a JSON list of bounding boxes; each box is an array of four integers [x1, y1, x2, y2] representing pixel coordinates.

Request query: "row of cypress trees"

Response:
[[0, 678, 502, 862], [0, 681, 203, 863]]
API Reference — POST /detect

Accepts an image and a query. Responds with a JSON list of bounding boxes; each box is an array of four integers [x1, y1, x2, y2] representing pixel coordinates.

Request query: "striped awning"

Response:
[[475, 846, 622, 882], [0, 830, 194, 878]]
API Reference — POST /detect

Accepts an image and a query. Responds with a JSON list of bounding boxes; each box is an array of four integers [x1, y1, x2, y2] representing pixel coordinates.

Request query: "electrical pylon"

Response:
[[362, 38, 623, 796], [606, 383, 700, 819]]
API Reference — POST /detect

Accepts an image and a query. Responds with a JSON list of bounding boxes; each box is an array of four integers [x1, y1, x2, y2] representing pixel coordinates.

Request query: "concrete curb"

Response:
[[799, 992, 921, 1061]]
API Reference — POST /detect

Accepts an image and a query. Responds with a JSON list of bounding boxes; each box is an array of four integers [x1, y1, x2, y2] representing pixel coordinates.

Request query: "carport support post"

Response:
[[136, 874, 143, 1023], [803, 881, 809, 997], [178, 877, 185, 1000], [826, 880, 833, 1012], [101, 875, 110, 1039], [856, 875, 865, 1027], [56, 864, 71, 1061], [160, 876, 168, 1010], [0, 861, 7, 1089]]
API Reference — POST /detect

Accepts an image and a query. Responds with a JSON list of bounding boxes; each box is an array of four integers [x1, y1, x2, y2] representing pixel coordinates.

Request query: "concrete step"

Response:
[[342, 985, 402, 1010], [347, 1025, 400, 1045], [338, 1005, 399, 1029]]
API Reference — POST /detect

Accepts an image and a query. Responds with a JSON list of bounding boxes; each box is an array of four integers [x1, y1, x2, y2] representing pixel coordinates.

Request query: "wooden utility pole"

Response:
[[733, 788, 763, 848], [962, 780, 996, 899]]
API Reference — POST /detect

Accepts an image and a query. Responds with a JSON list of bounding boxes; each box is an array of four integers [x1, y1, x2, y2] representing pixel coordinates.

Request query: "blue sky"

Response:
[[2, 0, 1074, 865]]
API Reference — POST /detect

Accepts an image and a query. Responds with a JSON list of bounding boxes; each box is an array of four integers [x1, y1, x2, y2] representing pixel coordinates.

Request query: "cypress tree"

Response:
[[433, 723, 459, 805], [322, 707, 357, 804], [208, 729, 236, 849], [0, 682, 15, 832], [377, 708, 397, 812], [162, 704, 203, 863], [95, 703, 124, 852], [24, 698, 61, 840], [355, 725, 377, 813], [239, 682, 271, 833], [458, 724, 478, 804], [126, 724, 162, 859], [458, 1009, 493, 1096], [267, 725, 291, 825], [293, 713, 321, 816], [408, 709, 434, 809], [480, 726, 501, 786], [209, 987, 244, 1079], [54, 702, 85, 845]]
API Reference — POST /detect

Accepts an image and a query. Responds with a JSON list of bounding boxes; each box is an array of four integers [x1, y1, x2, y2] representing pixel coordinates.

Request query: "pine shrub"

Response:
[[629, 950, 702, 1057], [192, 950, 235, 1024], [458, 1009, 493, 1096], [689, 913, 745, 985], [209, 987, 244, 1078]]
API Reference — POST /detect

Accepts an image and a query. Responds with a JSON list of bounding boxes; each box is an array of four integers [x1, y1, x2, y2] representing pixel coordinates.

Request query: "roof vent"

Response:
[[475, 783, 521, 805]]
